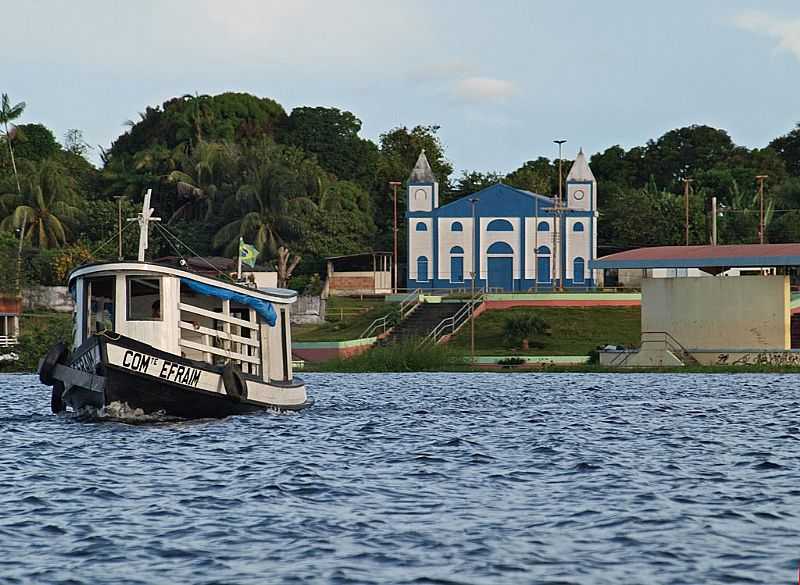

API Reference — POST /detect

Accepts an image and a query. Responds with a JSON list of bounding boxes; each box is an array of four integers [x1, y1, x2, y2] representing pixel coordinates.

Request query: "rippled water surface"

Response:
[[2, 373, 800, 584]]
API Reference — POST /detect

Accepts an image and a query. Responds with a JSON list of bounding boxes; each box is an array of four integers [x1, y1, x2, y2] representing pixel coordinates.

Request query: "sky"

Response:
[[3, 0, 800, 174]]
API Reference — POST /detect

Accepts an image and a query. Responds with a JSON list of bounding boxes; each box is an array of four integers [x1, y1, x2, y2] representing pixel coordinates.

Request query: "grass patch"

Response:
[[294, 300, 397, 341], [318, 340, 461, 372], [448, 306, 640, 356]]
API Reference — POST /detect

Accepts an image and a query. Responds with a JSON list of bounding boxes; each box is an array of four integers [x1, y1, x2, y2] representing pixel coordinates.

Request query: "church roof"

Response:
[[408, 150, 437, 183], [566, 148, 596, 183], [434, 183, 553, 217]]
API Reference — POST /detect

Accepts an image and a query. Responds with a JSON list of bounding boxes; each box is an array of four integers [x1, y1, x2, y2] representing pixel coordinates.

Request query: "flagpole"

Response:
[[237, 236, 243, 280]]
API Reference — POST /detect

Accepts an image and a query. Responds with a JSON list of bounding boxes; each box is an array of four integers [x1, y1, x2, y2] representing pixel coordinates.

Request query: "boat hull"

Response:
[[46, 334, 311, 419]]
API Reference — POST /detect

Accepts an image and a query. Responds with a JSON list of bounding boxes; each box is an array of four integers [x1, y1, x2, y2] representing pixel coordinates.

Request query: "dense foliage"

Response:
[[2, 90, 800, 287]]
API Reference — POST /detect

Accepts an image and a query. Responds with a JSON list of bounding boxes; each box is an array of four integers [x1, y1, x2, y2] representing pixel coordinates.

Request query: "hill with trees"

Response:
[[2, 90, 800, 287]]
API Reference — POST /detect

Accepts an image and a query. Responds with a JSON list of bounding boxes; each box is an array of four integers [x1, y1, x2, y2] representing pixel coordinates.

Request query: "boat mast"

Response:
[[128, 189, 161, 262]]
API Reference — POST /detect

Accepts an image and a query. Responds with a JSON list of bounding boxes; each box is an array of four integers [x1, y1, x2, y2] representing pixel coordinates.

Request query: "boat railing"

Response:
[[178, 301, 262, 375], [420, 293, 484, 347]]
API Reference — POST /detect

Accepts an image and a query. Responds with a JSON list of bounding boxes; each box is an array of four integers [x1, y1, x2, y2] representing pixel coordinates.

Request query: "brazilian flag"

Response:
[[239, 239, 259, 268]]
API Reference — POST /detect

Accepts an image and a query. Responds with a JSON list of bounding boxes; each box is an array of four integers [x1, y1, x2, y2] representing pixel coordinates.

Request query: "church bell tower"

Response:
[[407, 150, 438, 212]]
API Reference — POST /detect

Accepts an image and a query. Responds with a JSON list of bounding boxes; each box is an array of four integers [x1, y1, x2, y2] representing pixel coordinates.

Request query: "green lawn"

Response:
[[293, 297, 397, 341], [447, 306, 641, 356]]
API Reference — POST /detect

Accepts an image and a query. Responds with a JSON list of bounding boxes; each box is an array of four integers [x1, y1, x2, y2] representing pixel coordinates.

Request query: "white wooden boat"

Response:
[[38, 192, 311, 418]]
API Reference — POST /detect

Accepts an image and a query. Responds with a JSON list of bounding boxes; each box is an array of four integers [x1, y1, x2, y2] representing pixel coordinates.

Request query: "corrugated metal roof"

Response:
[[591, 244, 800, 269]]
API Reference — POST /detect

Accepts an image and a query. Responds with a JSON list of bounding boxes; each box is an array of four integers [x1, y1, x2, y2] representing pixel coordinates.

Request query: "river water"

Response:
[[1, 372, 798, 584]]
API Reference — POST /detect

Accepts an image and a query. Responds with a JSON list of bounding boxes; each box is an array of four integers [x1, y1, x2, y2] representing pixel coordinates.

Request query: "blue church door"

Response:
[[488, 257, 513, 291], [417, 257, 428, 283], [573, 257, 585, 284], [537, 255, 551, 284], [450, 256, 464, 283]]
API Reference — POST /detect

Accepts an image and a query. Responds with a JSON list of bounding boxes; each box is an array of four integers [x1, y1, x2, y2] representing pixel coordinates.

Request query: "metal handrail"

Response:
[[640, 330, 692, 356], [400, 288, 422, 319], [360, 313, 393, 339], [420, 294, 484, 346]]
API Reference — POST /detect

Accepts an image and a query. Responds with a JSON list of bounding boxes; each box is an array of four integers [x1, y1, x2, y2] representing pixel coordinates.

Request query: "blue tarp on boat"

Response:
[[180, 278, 277, 326]]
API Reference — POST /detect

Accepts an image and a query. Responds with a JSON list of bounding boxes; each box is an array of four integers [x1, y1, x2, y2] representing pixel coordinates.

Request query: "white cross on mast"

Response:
[[128, 189, 161, 262]]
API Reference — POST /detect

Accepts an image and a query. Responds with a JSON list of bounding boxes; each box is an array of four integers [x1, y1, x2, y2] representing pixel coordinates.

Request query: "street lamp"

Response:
[[389, 181, 402, 293], [553, 139, 566, 290], [469, 197, 480, 365]]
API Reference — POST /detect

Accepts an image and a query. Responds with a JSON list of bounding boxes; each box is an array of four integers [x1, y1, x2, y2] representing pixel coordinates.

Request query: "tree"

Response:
[[505, 157, 555, 195], [284, 106, 379, 187], [503, 314, 548, 350], [64, 129, 90, 157], [769, 123, 800, 177], [165, 141, 239, 222], [0, 159, 80, 248], [213, 143, 321, 257], [0, 93, 26, 194], [12, 123, 59, 162], [275, 246, 301, 288]]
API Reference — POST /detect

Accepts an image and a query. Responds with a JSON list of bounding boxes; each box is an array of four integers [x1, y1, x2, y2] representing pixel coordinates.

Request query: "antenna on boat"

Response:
[[128, 189, 161, 262]]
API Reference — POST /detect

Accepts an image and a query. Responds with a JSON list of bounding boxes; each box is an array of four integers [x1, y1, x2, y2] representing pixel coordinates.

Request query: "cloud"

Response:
[[452, 77, 517, 102], [733, 10, 800, 61]]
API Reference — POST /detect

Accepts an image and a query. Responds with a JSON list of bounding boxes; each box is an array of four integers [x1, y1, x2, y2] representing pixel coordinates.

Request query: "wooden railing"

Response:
[[178, 302, 261, 374], [0, 336, 18, 348]]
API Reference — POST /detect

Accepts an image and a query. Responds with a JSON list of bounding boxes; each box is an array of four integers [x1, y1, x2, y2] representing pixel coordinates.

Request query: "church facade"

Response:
[[406, 150, 598, 291]]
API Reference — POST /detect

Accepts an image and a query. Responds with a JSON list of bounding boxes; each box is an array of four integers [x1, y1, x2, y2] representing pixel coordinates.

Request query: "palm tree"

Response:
[[213, 145, 320, 259], [0, 159, 80, 248], [0, 93, 26, 194], [166, 141, 238, 223]]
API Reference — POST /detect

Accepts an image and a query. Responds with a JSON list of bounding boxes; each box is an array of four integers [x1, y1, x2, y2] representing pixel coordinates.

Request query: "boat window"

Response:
[[127, 277, 162, 321], [86, 276, 116, 337]]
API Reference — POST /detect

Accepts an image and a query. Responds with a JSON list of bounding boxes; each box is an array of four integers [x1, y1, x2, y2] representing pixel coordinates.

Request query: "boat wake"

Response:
[[72, 401, 186, 424]]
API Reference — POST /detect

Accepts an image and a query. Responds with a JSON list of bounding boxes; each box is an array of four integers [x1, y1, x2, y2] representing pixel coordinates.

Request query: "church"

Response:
[[406, 149, 598, 291]]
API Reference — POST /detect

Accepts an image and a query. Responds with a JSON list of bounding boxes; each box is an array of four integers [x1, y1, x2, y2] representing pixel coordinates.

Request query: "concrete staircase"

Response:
[[379, 302, 465, 345]]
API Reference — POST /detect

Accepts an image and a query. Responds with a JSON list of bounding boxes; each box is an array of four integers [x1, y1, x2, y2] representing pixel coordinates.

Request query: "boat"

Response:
[[38, 191, 311, 418]]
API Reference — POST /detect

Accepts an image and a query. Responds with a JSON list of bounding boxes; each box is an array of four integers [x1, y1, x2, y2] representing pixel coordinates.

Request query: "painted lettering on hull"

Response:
[[159, 361, 201, 387], [119, 349, 201, 387]]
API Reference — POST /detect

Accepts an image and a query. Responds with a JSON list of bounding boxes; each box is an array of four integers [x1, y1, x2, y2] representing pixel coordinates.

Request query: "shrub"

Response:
[[503, 314, 548, 350], [497, 357, 525, 367], [320, 340, 460, 372]]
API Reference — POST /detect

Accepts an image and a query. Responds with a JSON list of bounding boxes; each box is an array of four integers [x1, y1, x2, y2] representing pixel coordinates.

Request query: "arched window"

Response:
[[537, 221, 550, 232], [451, 221, 463, 232], [487, 241, 513, 254], [415, 222, 428, 232], [573, 222, 585, 232], [450, 246, 464, 255], [536, 245, 551, 255], [487, 219, 513, 232]]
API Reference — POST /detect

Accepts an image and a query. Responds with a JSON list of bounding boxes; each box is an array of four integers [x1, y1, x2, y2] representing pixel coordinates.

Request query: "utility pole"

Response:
[[756, 175, 768, 244], [682, 178, 694, 245], [553, 140, 566, 290], [389, 181, 401, 294], [711, 196, 717, 246], [15, 210, 27, 294], [469, 197, 480, 365], [113, 195, 125, 261]]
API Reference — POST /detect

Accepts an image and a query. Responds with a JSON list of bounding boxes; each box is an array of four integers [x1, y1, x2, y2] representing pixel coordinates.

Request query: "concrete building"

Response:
[[406, 150, 598, 291], [592, 244, 800, 366]]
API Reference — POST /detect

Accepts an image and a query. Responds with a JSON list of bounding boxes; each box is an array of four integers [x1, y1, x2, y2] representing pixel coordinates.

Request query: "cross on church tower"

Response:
[[128, 188, 161, 262]]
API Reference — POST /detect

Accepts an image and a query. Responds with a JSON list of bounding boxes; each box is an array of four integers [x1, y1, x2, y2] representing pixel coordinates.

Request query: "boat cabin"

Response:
[[69, 263, 298, 384]]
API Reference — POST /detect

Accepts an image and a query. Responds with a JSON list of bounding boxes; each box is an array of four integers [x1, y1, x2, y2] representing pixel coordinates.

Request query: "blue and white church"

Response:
[[406, 150, 598, 291]]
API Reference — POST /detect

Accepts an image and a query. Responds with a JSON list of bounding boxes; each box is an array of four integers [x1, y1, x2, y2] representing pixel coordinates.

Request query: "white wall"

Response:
[[565, 217, 590, 280], [642, 276, 790, 350], [408, 218, 433, 280], [437, 218, 473, 282]]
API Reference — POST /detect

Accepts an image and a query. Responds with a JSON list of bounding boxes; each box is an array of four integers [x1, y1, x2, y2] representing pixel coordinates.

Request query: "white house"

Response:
[[406, 150, 599, 291]]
